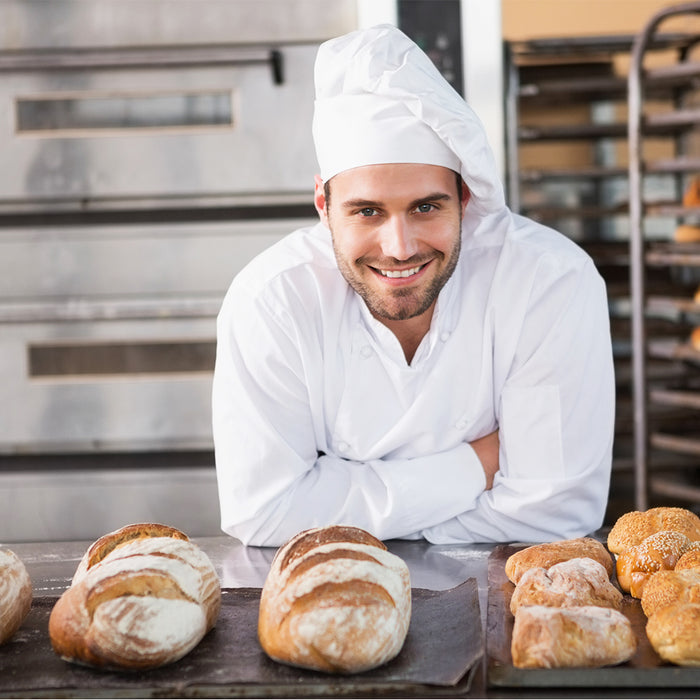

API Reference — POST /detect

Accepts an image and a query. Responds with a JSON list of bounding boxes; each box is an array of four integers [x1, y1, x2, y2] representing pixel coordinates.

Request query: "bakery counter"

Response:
[[2, 535, 697, 698]]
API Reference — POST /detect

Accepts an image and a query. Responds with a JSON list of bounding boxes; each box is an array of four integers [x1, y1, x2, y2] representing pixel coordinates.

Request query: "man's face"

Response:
[[315, 162, 468, 324]]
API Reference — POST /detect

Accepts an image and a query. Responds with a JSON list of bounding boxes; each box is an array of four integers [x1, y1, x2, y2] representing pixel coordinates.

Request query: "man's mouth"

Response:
[[375, 263, 426, 279]]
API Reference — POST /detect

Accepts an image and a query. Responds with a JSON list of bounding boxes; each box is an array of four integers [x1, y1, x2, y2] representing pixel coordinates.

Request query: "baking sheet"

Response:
[[487, 544, 700, 688], [0, 580, 482, 698]]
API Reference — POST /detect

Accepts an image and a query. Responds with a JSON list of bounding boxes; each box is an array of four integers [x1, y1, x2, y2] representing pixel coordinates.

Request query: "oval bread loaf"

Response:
[[510, 557, 622, 615], [0, 549, 32, 645], [607, 507, 700, 555], [511, 604, 636, 669], [49, 523, 221, 670], [504, 537, 613, 585], [646, 603, 700, 666], [258, 525, 411, 674]]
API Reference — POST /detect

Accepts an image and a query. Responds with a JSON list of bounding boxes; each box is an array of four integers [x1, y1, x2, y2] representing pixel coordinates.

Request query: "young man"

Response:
[[212, 25, 615, 547]]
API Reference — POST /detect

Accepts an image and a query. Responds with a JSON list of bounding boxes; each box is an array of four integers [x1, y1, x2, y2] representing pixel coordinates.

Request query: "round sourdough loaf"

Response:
[[0, 549, 32, 645], [48, 523, 220, 670], [258, 525, 411, 674]]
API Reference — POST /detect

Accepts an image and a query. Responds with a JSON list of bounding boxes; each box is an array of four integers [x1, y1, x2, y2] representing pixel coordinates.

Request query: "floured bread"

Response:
[[0, 549, 32, 645], [505, 537, 613, 585], [48, 523, 220, 670], [258, 525, 411, 674], [511, 605, 636, 669], [510, 557, 622, 615]]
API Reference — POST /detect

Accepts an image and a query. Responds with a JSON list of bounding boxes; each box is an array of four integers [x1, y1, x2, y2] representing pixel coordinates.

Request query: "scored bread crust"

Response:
[[49, 523, 220, 670], [615, 530, 693, 598], [607, 507, 700, 555], [511, 605, 637, 669], [641, 569, 700, 618], [510, 557, 622, 615], [504, 537, 613, 585], [258, 525, 411, 674], [646, 603, 700, 666], [0, 549, 32, 645]]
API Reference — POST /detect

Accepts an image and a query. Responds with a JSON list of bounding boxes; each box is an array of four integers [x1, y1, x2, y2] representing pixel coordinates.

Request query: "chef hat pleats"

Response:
[[312, 24, 506, 219]]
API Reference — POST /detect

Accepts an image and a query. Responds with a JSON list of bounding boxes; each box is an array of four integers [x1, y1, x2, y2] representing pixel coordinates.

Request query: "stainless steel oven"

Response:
[[0, 0, 358, 540]]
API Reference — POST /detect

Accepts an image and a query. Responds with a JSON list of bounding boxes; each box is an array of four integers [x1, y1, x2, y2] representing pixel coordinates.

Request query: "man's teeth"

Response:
[[379, 265, 422, 278]]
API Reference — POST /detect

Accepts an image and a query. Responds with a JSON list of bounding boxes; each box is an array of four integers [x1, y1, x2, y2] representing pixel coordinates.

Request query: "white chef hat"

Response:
[[312, 24, 505, 218]]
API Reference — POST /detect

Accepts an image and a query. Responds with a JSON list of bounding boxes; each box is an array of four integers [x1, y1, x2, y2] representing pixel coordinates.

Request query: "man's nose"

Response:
[[379, 216, 418, 260]]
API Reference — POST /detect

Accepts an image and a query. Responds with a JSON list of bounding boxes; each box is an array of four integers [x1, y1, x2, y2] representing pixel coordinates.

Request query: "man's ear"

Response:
[[313, 174, 329, 226], [460, 178, 471, 216]]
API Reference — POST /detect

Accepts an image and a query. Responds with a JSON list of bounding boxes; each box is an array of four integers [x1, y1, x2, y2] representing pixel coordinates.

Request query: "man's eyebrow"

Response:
[[340, 192, 453, 210]]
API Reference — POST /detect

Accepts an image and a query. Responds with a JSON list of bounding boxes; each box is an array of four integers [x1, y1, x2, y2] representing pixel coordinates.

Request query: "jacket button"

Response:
[[338, 441, 349, 453], [360, 345, 373, 358]]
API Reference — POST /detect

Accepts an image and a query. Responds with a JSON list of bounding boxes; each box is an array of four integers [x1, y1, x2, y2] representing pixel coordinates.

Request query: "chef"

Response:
[[212, 24, 615, 547]]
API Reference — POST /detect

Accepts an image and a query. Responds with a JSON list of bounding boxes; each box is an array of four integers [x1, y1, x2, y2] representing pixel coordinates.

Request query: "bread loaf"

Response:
[[505, 537, 613, 585], [607, 507, 700, 555], [640, 569, 700, 617], [646, 603, 700, 666], [258, 525, 411, 674], [49, 523, 220, 670], [615, 530, 693, 598], [675, 544, 700, 571], [511, 605, 636, 669], [0, 549, 32, 645], [510, 557, 622, 615], [683, 176, 700, 207], [673, 224, 700, 243]]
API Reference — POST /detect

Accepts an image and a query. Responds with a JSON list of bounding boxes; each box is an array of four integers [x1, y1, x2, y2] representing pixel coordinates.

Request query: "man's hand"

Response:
[[470, 430, 500, 490]]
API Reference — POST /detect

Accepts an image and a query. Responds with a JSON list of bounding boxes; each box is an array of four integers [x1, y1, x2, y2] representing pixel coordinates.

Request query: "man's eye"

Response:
[[359, 207, 377, 217], [416, 203, 435, 213]]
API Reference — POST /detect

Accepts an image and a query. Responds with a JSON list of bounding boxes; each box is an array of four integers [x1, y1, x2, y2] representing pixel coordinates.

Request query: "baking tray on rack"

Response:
[[0, 579, 483, 698], [486, 544, 700, 689]]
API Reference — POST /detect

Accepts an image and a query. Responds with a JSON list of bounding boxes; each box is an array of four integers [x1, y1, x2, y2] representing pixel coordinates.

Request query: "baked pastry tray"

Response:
[[0, 580, 482, 698], [487, 544, 700, 688]]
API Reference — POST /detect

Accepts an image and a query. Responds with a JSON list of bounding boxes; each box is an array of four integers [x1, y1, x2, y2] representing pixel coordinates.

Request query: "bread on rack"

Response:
[[691, 326, 700, 352], [607, 506, 700, 555], [258, 525, 411, 674], [646, 602, 700, 666], [673, 224, 700, 243], [0, 549, 32, 645], [504, 537, 613, 585], [510, 604, 636, 669], [640, 568, 700, 617], [682, 176, 700, 207], [694, 285, 700, 305], [510, 557, 622, 615], [615, 530, 694, 598], [48, 523, 221, 670]]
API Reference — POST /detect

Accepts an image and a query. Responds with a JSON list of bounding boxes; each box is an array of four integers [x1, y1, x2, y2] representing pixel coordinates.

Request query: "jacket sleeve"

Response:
[[421, 255, 615, 544], [212, 279, 487, 547]]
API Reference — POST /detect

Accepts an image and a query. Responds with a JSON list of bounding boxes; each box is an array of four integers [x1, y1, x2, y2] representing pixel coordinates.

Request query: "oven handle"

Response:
[[0, 46, 285, 84]]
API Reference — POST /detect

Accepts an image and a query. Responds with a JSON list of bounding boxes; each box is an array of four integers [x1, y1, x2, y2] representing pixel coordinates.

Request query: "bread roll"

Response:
[[505, 537, 613, 585], [646, 603, 700, 666], [510, 557, 622, 615], [675, 543, 700, 571], [615, 530, 693, 598], [0, 549, 32, 645], [258, 525, 411, 674], [607, 507, 700, 555], [683, 177, 700, 207], [49, 523, 220, 670], [641, 569, 700, 617], [511, 605, 636, 669]]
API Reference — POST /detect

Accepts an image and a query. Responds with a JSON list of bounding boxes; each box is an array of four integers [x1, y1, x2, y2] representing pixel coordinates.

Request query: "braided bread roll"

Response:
[[615, 530, 693, 598], [646, 603, 700, 666], [258, 525, 411, 674], [641, 569, 700, 617], [0, 549, 32, 645], [49, 523, 220, 670], [607, 507, 700, 555]]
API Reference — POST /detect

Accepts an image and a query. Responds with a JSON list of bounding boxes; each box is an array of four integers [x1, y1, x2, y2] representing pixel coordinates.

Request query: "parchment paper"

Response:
[[0, 579, 482, 698]]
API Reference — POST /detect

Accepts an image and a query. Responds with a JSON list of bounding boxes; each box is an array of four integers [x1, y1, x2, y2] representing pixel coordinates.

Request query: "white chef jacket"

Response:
[[212, 205, 615, 547]]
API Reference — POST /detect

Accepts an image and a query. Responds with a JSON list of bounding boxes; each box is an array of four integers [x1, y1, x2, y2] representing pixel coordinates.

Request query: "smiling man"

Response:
[[212, 25, 615, 547]]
